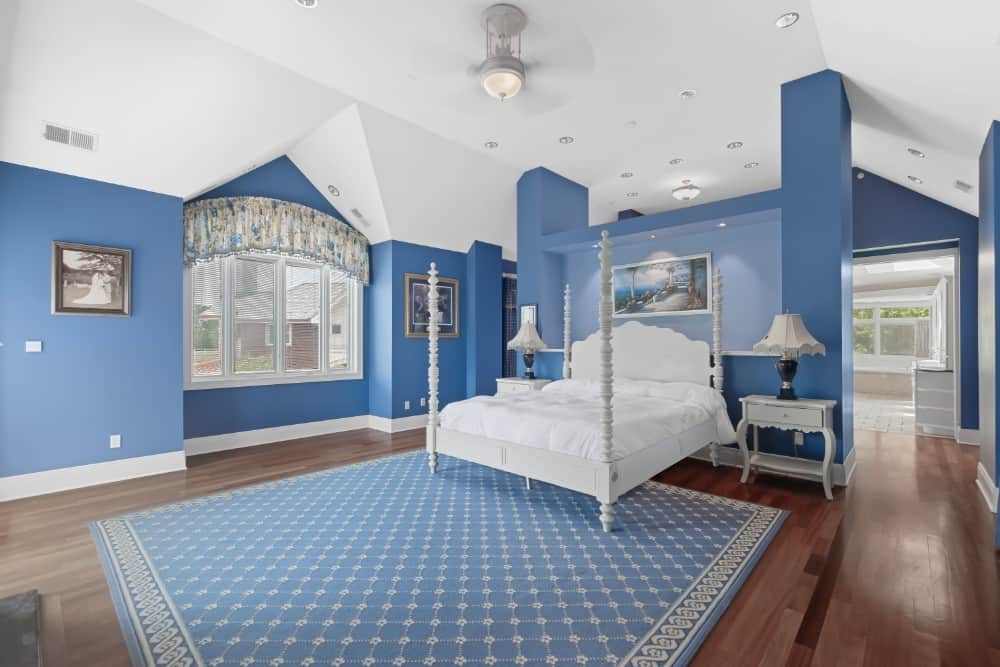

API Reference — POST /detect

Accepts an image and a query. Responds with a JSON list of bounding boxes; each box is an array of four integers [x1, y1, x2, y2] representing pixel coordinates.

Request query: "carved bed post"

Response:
[[598, 231, 616, 532], [709, 268, 723, 467], [563, 284, 572, 379], [427, 262, 440, 473]]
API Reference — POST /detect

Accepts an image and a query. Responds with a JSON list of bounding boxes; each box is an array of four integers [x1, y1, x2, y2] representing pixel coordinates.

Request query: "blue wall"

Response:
[[183, 157, 369, 438], [0, 162, 183, 476], [466, 241, 503, 397], [854, 168, 980, 429]]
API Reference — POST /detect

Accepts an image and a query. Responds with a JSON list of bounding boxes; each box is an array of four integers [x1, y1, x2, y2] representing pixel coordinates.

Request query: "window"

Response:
[[853, 304, 931, 360], [186, 255, 363, 388]]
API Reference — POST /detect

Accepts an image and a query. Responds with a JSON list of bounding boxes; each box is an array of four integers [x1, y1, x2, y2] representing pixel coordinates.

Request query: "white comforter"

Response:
[[439, 378, 737, 461]]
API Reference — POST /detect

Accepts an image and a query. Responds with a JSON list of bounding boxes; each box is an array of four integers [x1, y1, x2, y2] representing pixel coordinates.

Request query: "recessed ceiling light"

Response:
[[650, 234, 656, 239], [484, 140, 499, 149], [558, 136, 574, 144], [908, 175, 923, 184], [672, 179, 702, 201], [625, 120, 639, 128], [744, 161, 760, 169], [726, 141, 744, 150], [679, 89, 697, 100], [620, 171, 634, 178], [907, 147, 926, 158], [591, 243, 599, 248], [327, 185, 340, 196], [856, 172, 865, 179], [668, 158, 685, 166], [718, 222, 727, 228], [775, 12, 799, 28], [626, 192, 639, 198], [295, 0, 319, 7]]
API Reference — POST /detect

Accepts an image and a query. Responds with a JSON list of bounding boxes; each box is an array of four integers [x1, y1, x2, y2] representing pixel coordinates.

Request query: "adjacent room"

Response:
[[2, 1, 999, 666]]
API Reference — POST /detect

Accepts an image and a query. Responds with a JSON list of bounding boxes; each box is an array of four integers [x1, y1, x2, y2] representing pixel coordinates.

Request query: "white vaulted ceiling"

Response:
[[2, 0, 998, 259]]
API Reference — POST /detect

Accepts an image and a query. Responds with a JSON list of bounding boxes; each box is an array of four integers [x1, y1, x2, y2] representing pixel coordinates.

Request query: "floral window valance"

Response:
[[183, 197, 370, 285]]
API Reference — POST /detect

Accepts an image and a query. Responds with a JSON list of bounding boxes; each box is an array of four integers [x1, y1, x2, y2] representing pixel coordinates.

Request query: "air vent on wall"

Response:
[[349, 208, 370, 226], [42, 122, 98, 151], [954, 179, 974, 194]]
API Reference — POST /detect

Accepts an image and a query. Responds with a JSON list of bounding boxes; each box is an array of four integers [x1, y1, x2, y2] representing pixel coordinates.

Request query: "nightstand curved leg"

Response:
[[736, 418, 750, 483], [821, 428, 835, 500]]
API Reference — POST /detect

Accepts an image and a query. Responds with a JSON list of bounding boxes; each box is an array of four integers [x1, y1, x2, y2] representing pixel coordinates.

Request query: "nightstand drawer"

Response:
[[746, 402, 823, 428]]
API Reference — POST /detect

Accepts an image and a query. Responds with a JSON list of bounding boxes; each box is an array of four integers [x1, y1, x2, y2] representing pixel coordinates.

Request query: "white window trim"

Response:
[[184, 255, 364, 390], [853, 303, 931, 362]]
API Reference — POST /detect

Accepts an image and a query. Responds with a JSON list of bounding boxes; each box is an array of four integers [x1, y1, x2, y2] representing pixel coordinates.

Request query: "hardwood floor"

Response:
[[0, 428, 996, 666]]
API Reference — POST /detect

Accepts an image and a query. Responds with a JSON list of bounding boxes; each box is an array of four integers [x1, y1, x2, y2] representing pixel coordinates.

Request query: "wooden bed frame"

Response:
[[426, 230, 725, 531]]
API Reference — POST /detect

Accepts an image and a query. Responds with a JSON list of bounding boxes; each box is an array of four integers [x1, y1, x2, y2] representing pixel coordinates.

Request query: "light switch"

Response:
[[25, 340, 42, 353]]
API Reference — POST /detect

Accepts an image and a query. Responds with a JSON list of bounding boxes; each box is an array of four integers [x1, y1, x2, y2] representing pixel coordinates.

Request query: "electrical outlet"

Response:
[[794, 431, 804, 446], [404, 400, 411, 411], [110, 434, 121, 449], [420, 397, 427, 407]]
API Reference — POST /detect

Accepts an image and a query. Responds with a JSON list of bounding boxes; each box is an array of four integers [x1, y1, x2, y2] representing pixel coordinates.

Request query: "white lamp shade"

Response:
[[753, 314, 826, 356], [507, 321, 546, 352]]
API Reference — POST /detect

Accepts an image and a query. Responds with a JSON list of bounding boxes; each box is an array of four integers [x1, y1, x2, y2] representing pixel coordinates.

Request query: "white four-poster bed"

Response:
[[425, 230, 740, 531]]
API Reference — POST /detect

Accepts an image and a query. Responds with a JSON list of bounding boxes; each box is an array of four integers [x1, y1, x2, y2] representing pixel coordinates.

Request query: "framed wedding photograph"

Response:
[[52, 241, 132, 316], [404, 272, 459, 338]]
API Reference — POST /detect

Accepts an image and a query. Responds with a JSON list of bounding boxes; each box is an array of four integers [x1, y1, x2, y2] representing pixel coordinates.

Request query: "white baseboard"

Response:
[[0, 451, 187, 503], [368, 414, 429, 434], [957, 428, 980, 446], [184, 415, 370, 456], [976, 462, 998, 514], [690, 444, 856, 488]]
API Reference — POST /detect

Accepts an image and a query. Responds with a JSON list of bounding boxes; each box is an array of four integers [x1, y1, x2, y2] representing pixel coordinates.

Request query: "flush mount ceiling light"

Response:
[[672, 179, 702, 201], [775, 12, 799, 28], [726, 141, 744, 150], [744, 161, 760, 169], [679, 89, 697, 100], [327, 185, 340, 196], [558, 135, 574, 144], [620, 171, 634, 178], [908, 175, 923, 184], [668, 158, 685, 166], [907, 147, 926, 158], [294, 0, 318, 8], [479, 4, 528, 101], [484, 140, 499, 149]]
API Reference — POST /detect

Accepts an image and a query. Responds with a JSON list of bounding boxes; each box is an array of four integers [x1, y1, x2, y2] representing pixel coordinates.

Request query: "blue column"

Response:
[[516, 168, 588, 352], [780, 70, 854, 463], [466, 241, 503, 396], [978, 121, 1000, 546]]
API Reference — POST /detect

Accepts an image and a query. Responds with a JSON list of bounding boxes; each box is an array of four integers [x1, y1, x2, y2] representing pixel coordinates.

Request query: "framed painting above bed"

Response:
[[404, 272, 459, 338], [613, 252, 711, 317]]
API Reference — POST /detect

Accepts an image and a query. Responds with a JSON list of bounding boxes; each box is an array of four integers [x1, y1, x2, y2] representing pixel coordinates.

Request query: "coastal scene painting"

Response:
[[613, 253, 711, 317]]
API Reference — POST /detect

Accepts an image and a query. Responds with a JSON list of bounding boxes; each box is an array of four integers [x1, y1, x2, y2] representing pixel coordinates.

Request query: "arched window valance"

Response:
[[183, 197, 370, 285]]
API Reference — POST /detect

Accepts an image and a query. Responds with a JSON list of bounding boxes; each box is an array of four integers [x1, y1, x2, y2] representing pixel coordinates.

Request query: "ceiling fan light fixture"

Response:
[[480, 56, 525, 100], [672, 179, 702, 201], [479, 4, 528, 101]]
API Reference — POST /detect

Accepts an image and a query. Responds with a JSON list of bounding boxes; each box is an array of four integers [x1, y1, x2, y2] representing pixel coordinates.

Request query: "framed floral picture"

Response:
[[52, 241, 132, 316], [404, 272, 459, 338]]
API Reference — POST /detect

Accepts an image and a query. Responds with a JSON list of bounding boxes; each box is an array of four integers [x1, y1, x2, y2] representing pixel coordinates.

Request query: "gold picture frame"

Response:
[[404, 272, 459, 338]]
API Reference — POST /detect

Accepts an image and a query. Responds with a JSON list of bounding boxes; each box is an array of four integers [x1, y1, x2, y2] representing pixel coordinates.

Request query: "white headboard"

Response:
[[571, 320, 711, 386]]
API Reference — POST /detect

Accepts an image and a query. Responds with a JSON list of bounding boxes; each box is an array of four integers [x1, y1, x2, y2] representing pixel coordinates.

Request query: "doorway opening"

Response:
[[852, 247, 958, 437]]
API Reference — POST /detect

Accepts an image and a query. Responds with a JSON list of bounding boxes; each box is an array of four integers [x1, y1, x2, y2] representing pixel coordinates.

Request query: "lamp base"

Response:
[[523, 351, 536, 379], [775, 357, 798, 401]]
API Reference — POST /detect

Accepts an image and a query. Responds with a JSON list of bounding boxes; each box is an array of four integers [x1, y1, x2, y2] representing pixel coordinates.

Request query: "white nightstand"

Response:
[[736, 394, 837, 500], [496, 377, 552, 396]]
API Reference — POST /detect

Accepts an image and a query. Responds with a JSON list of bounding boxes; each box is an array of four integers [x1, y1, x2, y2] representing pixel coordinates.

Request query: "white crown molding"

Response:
[[976, 462, 998, 514], [957, 428, 979, 446], [0, 451, 186, 503], [691, 443, 856, 488]]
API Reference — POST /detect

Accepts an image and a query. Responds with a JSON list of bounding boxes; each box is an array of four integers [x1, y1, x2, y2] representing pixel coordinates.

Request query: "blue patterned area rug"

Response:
[[91, 452, 785, 667]]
